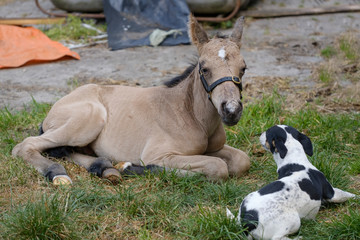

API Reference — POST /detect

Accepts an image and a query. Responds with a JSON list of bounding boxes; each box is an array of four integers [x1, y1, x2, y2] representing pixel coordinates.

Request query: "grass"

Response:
[[1, 193, 80, 240], [0, 95, 359, 239], [339, 35, 359, 62], [320, 46, 337, 59], [317, 32, 360, 84], [42, 15, 106, 43]]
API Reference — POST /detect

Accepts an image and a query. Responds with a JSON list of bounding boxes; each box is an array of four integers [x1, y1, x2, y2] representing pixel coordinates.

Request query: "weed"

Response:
[[314, 32, 360, 85], [318, 66, 333, 83], [205, 20, 234, 30], [321, 46, 337, 59], [67, 77, 80, 91], [42, 15, 105, 43], [339, 36, 359, 62], [311, 17, 319, 22]]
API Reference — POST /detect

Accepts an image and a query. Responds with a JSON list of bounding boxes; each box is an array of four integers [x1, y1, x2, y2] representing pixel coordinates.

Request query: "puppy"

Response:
[[227, 125, 356, 240]]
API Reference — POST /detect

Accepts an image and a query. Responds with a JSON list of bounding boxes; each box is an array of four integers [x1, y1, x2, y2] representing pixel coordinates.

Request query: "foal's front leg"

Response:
[[206, 145, 250, 177], [144, 154, 230, 181]]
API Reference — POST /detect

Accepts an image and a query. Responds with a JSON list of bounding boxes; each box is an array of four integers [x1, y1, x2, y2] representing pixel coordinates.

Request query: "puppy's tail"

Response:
[[327, 187, 356, 203], [115, 162, 165, 176], [226, 208, 243, 227], [226, 208, 236, 220]]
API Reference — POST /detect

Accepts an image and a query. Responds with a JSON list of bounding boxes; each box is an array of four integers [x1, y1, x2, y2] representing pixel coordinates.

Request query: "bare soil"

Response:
[[0, 0, 359, 112]]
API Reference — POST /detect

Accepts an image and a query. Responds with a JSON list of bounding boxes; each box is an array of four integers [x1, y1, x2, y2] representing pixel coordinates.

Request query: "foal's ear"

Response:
[[188, 14, 209, 52], [230, 16, 245, 48]]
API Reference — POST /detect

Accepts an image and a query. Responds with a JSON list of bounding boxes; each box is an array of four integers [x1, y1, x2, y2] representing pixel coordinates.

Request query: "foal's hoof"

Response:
[[53, 175, 72, 186], [102, 168, 121, 184]]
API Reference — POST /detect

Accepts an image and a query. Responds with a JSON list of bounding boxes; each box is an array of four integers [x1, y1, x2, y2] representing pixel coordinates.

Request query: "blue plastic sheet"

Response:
[[104, 0, 191, 50]]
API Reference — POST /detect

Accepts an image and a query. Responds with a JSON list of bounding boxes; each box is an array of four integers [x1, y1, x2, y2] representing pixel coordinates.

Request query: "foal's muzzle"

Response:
[[220, 100, 243, 126]]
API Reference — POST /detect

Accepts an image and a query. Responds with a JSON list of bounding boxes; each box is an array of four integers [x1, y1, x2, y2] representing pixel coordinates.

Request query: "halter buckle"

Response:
[[232, 76, 241, 85]]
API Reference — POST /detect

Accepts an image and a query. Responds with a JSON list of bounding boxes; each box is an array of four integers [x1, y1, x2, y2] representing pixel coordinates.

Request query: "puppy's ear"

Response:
[[298, 133, 313, 156], [285, 126, 313, 156], [268, 138, 288, 158], [274, 138, 288, 158]]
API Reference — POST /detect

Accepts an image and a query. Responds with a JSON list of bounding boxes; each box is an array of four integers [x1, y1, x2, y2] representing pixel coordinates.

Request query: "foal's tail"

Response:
[[116, 162, 165, 176]]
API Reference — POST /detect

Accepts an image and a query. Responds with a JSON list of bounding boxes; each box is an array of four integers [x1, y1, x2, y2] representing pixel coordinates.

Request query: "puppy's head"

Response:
[[259, 125, 313, 159]]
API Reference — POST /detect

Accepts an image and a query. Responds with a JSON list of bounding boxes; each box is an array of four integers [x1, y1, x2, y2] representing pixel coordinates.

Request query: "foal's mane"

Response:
[[164, 63, 197, 88]]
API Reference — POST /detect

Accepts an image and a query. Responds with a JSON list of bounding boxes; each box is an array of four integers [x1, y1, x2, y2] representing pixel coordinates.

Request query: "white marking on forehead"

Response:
[[218, 46, 226, 61]]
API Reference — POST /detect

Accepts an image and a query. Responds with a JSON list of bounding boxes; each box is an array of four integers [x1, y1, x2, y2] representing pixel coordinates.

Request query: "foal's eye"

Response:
[[202, 68, 210, 75], [240, 67, 247, 75]]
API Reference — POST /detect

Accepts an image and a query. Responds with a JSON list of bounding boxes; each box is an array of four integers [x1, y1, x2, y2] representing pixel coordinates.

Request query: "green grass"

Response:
[[1, 193, 80, 240], [320, 46, 337, 59], [42, 15, 106, 43], [339, 36, 359, 62], [317, 33, 360, 84], [318, 66, 334, 83], [0, 96, 359, 239]]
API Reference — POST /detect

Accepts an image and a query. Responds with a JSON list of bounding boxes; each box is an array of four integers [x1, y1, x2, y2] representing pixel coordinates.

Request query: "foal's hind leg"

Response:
[[12, 102, 107, 185], [68, 153, 122, 184], [144, 154, 230, 180]]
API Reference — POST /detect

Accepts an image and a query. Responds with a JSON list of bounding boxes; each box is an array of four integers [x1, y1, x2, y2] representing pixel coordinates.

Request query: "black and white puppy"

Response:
[[227, 125, 356, 240]]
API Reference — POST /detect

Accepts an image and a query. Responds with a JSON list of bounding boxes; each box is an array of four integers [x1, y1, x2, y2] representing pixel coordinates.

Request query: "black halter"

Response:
[[198, 63, 243, 101]]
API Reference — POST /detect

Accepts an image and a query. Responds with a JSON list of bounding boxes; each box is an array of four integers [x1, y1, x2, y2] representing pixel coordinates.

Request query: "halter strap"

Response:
[[199, 63, 243, 100]]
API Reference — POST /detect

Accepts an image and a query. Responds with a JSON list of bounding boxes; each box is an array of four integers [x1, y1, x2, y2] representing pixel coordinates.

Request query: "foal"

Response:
[[12, 15, 250, 185]]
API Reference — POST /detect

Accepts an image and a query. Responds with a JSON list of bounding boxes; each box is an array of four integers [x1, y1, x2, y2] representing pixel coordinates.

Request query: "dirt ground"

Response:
[[0, 0, 359, 111]]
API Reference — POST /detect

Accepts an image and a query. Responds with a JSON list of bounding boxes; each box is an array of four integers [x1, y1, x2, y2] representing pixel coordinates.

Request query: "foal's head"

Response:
[[189, 15, 246, 126]]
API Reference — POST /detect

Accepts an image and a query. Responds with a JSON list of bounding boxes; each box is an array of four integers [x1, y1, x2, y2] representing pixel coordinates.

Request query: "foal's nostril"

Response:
[[238, 101, 243, 112], [221, 101, 228, 114]]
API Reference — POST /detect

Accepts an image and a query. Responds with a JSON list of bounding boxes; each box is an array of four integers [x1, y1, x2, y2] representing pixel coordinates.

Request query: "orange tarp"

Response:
[[0, 25, 80, 69]]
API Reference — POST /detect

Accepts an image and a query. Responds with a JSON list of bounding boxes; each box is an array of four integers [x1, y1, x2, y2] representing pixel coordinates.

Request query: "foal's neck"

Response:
[[186, 66, 222, 135]]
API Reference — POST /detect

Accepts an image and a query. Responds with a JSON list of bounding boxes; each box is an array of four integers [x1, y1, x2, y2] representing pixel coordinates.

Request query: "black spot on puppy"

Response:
[[298, 169, 335, 200], [278, 163, 306, 179], [298, 178, 321, 200], [308, 168, 335, 200], [258, 181, 285, 195], [240, 201, 259, 234]]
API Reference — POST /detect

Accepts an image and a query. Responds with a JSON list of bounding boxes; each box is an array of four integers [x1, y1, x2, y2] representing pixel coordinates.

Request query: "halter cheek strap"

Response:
[[199, 63, 243, 100]]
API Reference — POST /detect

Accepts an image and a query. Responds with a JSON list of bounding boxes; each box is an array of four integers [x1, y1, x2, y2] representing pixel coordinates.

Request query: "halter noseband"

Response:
[[199, 63, 243, 101]]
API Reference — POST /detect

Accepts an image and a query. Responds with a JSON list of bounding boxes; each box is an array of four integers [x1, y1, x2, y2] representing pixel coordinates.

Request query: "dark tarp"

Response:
[[103, 0, 191, 50]]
